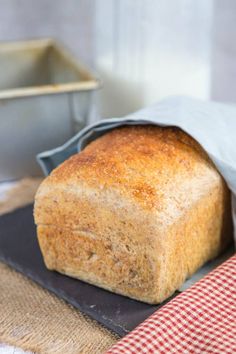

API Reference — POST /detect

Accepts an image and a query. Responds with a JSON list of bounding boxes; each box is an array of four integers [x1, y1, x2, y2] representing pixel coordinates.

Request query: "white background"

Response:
[[0, 0, 236, 119]]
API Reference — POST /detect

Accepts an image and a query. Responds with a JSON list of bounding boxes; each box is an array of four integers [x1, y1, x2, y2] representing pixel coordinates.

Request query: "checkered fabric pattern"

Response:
[[106, 255, 236, 354]]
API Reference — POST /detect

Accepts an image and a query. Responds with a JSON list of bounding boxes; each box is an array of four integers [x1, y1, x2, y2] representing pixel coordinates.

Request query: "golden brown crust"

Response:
[[34, 126, 233, 304], [41, 126, 213, 211]]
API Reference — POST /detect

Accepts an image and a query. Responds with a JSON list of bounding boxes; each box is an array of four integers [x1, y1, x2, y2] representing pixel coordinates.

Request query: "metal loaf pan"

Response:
[[0, 38, 100, 181]]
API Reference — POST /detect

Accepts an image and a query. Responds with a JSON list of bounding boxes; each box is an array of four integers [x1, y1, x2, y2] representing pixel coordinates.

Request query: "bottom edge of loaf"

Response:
[[42, 241, 231, 305], [44, 261, 171, 305], [37, 221, 232, 305]]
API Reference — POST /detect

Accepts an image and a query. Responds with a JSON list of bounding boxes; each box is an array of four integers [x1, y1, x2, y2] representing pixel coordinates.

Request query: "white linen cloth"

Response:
[[37, 96, 236, 241], [0, 343, 30, 354]]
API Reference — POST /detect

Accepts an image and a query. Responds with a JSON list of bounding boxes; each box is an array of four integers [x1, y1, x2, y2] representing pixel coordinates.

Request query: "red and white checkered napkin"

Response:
[[106, 255, 236, 354]]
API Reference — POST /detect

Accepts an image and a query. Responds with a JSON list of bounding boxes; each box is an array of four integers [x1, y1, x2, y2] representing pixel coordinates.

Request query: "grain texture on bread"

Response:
[[34, 126, 232, 304]]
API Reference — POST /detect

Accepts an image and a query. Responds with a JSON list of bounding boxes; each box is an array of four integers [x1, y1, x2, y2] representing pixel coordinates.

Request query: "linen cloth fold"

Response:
[[37, 96, 236, 241]]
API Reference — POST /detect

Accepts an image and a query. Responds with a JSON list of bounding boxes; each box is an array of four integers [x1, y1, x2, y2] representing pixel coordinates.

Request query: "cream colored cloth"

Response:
[[0, 178, 118, 354]]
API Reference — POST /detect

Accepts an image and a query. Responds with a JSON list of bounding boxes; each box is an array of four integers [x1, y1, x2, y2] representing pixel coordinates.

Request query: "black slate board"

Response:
[[0, 204, 177, 336]]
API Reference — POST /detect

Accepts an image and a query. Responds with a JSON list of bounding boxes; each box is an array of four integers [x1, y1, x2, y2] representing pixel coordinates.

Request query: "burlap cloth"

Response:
[[0, 178, 119, 354]]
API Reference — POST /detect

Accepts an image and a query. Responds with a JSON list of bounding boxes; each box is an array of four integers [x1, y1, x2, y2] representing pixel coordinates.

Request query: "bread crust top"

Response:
[[35, 125, 222, 224]]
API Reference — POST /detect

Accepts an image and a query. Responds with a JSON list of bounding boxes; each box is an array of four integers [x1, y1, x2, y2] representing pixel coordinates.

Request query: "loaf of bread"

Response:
[[34, 126, 232, 304]]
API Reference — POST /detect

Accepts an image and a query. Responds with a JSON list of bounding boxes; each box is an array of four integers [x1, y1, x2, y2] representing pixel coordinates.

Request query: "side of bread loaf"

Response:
[[34, 126, 232, 304]]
